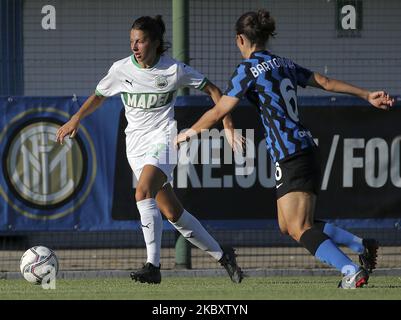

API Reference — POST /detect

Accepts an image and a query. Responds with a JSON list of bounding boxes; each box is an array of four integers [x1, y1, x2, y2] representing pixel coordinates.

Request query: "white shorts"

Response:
[[127, 141, 176, 185]]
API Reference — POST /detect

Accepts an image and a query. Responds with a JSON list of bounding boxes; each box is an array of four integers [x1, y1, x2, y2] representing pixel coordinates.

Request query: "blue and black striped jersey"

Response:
[[224, 50, 317, 163]]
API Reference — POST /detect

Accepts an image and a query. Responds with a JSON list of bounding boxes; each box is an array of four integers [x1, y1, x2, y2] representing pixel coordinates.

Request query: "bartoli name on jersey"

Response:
[[122, 91, 175, 109]]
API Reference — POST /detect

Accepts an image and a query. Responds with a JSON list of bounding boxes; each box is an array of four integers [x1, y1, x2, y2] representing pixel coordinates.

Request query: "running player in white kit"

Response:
[[56, 15, 243, 284]]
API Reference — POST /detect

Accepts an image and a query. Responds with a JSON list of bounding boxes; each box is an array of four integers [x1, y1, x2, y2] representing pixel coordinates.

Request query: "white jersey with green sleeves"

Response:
[[95, 54, 208, 157]]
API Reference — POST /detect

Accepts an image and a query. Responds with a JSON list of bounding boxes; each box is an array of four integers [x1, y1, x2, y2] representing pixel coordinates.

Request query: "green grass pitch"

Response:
[[1, 276, 400, 300]]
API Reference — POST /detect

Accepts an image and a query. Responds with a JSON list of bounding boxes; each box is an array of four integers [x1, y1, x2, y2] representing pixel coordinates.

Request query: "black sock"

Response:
[[299, 227, 330, 255], [313, 219, 326, 232]]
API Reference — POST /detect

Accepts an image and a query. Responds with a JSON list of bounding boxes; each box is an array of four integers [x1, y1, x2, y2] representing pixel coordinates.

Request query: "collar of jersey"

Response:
[[131, 55, 161, 69], [250, 49, 270, 57]]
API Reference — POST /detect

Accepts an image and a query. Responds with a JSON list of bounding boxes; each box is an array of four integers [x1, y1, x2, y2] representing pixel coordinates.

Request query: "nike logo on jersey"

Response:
[[276, 183, 284, 189], [125, 79, 133, 86]]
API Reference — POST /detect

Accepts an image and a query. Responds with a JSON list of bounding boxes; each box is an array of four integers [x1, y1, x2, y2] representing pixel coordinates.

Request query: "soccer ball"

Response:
[[20, 246, 59, 284]]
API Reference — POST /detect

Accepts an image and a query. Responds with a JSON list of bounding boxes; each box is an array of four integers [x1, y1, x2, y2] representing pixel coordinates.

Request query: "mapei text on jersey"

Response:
[[122, 91, 174, 109]]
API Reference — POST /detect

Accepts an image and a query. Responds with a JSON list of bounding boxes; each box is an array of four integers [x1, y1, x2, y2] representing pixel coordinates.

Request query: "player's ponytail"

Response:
[[154, 15, 166, 36], [257, 9, 276, 38], [153, 15, 170, 55], [236, 9, 276, 47], [131, 15, 171, 55]]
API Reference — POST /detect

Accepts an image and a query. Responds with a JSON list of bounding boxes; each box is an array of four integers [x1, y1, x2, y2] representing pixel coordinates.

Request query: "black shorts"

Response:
[[275, 147, 322, 199]]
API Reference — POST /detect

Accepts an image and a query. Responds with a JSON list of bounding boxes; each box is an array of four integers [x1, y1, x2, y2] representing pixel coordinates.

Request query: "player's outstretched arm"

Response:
[[176, 95, 240, 145], [307, 72, 395, 110], [56, 94, 107, 145], [202, 82, 236, 129], [202, 83, 245, 153]]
